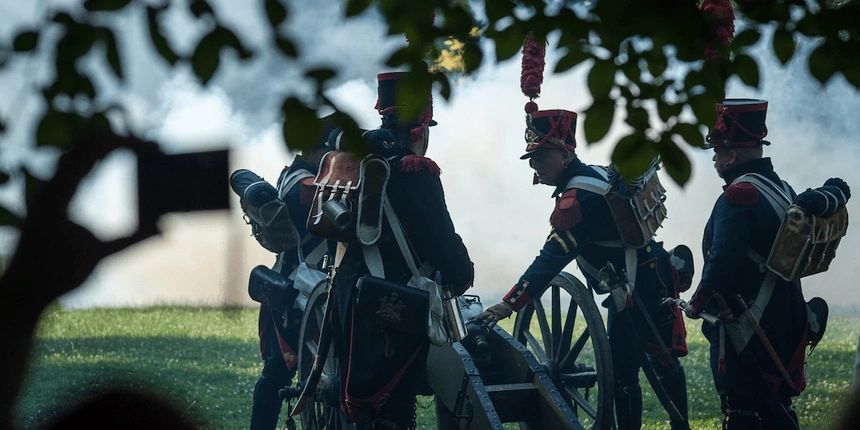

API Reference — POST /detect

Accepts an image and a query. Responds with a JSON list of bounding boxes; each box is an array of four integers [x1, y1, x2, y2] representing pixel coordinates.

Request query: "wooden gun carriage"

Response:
[[288, 271, 615, 430]]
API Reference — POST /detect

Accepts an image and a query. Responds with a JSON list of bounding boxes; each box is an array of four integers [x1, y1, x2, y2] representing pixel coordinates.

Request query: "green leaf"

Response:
[[732, 29, 761, 48], [88, 112, 113, 134], [659, 137, 691, 186], [265, 0, 288, 28], [688, 93, 718, 131], [625, 105, 649, 129], [189, 0, 214, 18], [808, 44, 836, 85], [97, 27, 123, 80], [0, 205, 21, 228], [282, 97, 321, 154], [47, 63, 95, 100], [305, 68, 336, 84], [461, 39, 483, 73], [275, 36, 298, 58], [191, 32, 221, 85], [213, 26, 253, 59], [733, 54, 760, 88], [554, 46, 589, 74], [385, 46, 416, 69], [657, 101, 683, 122], [444, 6, 475, 39], [772, 27, 795, 65], [36, 110, 76, 148], [646, 51, 667, 77], [583, 100, 615, 144], [13, 31, 40, 52], [147, 6, 180, 65], [56, 24, 97, 62], [841, 50, 860, 89], [620, 60, 640, 84], [51, 12, 74, 25], [83, 0, 132, 11], [494, 25, 526, 62], [434, 72, 452, 101], [331, 111, 367, 154], [345, 0, 372, 17], [610, 132, 658, 179], [587, 60, 616, 100], [672, 122, 705, 148], [485, 0, 513, 22], [397, 70, 433, 123]]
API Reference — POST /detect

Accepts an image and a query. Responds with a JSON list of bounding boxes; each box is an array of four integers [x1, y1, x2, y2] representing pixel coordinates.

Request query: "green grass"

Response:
[[13, 304, 860, 429]]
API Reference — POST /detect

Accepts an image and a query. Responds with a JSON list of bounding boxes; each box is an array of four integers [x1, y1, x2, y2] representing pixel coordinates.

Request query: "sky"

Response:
[[1, 1, 859, 312]]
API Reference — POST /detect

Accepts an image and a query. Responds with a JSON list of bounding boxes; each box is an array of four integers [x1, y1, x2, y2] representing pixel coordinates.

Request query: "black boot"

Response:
[[615, 383, 643, 430], [721, 395, 762, 430], [659, 361, 690, 430]]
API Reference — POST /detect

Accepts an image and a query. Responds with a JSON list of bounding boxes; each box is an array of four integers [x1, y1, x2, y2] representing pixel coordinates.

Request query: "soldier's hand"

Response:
[[475, 301, 514, 328], [683, 305, 702, 320]]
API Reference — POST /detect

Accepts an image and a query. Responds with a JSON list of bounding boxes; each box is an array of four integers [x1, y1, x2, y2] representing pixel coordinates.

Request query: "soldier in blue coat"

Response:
[[475, 108, 692, 429], [249, 116, 335, 430], [686, 99, 850, 429], [326, 72, 474, 430]]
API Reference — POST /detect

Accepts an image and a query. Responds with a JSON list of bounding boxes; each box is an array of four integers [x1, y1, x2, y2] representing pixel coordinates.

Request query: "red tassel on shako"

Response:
[[518, 32, 578, 187], [521, 32, 545, 114], [701, 0, 735, 62]]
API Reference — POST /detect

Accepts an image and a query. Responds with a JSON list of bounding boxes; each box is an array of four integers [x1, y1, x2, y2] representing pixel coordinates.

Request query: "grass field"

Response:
[[12, 304, 860, 429]]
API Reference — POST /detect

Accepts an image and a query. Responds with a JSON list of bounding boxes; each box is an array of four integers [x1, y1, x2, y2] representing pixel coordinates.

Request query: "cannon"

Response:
[[288, 271, 615, 430]]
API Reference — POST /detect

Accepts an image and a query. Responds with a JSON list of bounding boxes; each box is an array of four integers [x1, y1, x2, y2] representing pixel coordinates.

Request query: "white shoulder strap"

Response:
[[361, 194, 430, 281], [732, 173, 791, 218], [564, 166, 612, 196], [278, 168, 314, 200]]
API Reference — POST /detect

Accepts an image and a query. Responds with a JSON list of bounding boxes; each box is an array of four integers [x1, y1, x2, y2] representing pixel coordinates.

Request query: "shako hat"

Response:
[[706, 98, 769, 148], [520, 110, 578, 159], [518, 32, 577, 159], [375, 71, 437, 127]]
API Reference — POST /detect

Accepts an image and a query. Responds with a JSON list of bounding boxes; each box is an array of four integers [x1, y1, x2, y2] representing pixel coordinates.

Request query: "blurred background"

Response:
[[0, 0, 857, 313]]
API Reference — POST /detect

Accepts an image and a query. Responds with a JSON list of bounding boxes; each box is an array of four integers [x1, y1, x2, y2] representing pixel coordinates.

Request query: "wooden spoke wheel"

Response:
[[296, 281, 354, 430], [513, 272, 614, 430]]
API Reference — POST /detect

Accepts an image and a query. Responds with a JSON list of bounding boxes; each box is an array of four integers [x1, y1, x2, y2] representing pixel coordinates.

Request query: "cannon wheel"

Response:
[[296, 281, 354, 430], [513, 272, 614, 430]]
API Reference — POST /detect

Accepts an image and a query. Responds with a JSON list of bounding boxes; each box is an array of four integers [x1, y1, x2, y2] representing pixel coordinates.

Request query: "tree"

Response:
[[1, 0, 858, 426], [2, 0, 859, 205]]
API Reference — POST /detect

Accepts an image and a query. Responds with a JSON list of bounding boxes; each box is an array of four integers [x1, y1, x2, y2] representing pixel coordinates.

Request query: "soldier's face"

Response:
[[528, 148, 566, 186], [408, 126, 429, 156], [712, 147, 735, 178]]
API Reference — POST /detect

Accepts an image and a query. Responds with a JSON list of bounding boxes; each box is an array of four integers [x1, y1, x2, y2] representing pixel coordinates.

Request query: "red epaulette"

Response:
[[723, 182, 759, 205], [401, 155, 441, 176], [550, 189, 582, 231]]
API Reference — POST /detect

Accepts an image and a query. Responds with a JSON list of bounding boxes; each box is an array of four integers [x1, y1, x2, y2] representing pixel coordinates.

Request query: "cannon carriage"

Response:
[[288, 271, 615, 430]]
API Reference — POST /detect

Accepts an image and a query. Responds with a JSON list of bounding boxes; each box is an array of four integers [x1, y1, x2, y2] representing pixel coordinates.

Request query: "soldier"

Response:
[[474, 107, 692, 430], [685, 98, 849, 429], [325, 71, 474, 430], [248, 115, 336, 430]]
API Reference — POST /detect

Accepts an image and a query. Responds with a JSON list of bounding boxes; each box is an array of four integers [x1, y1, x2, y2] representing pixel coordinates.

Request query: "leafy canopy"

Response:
[[1, 0, 859, 229]]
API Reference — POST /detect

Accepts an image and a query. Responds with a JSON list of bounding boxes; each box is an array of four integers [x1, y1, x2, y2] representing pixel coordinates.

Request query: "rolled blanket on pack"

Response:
[[230, 169, 279, 206], [229, 168, 298, 253], [794, 177, 851, 217]]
